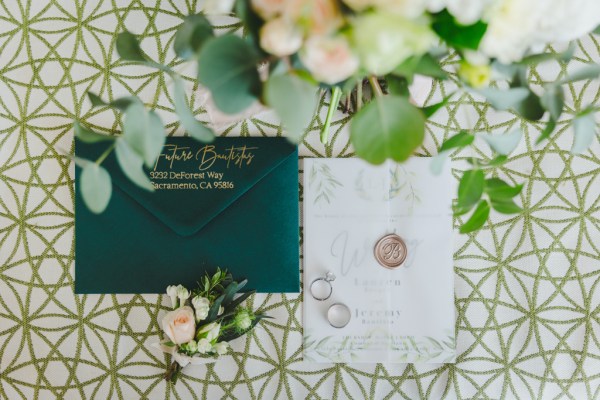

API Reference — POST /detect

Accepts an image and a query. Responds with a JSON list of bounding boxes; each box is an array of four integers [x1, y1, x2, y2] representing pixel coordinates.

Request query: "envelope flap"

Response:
[[76, 137, 297, 236]]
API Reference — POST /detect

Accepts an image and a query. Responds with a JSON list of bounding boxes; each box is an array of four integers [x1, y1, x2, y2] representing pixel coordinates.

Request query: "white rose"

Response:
[[161, 306, 196, 345], [531, 0, 600, 45], [191, 296, 210, 321], [343, 0, 436, 18], [197, 338, 212, 354], [196, 322, 221, 342], [251, 0, 286, 20], [480, 0, 600, 64], [260, 17, 303, 57], [445, 0, 493, 25], [213, 342, 229, 355], [352, 12, 436, 75], [203, 0, 236, 15], [300, 35, 359, 84]]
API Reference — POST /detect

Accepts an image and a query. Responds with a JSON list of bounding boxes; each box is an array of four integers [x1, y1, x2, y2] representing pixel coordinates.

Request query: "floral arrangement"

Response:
[[155, 269, 268, 383], [74, 0, 600, 233]]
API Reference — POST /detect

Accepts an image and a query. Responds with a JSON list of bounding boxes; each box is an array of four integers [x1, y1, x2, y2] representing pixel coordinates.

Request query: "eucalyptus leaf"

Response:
[[536, 118, 557, 144], [115, 139, 154, 191], [394, 53, 448, 81], [265, 73, 318, 142], [116, 31, 147, 62], [572, 112, 597, 154], [123, 102, 166, 167], [386, 75, 410, 96], [482, 130, 522, 155], [87, 92, 138, 112], [477, 88, 529, 111], [350, 95, 425, 164], [459, 200, 490, 234], [595, 25, 600, 35], [197, 34, 261, 114], [74, 122, 115, 143], [80, 163, 112, 214], [439, 130, 474, 152], [174, 14, 214, 60], [173, 78, 214, 142], [541, 85, 565, 121], [558, 64, 600, 85], [422, 94, 452, 118], [457, 169, 484, 209], [485, 178, 523, 199], [490, 198, 522, 214], [512, 89, 545, 121]]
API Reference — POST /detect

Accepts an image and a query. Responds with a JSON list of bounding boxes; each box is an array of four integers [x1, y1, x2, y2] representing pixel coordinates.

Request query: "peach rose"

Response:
[[251, 0, 286, 20], [161, 306, 196, 345], [300, 35, 359, 84], [260, 17, 303, 56], [285, 0, 342, 35]]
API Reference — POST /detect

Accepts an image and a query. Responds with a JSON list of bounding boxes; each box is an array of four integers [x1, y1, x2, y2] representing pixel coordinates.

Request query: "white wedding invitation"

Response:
[[303, 158, 455, 363]]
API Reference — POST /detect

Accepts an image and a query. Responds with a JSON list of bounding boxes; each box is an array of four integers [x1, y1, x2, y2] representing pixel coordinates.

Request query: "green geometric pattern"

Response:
[[1, 1, 600, 398]]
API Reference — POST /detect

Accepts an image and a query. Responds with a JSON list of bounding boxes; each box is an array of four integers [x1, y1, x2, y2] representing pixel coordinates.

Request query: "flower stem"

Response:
[[95, 142, 116, 166], [321, 87, 342, 145], [368, 76, 384, 97], [356, 80, 363, 111], [165, 361, 182, 384]]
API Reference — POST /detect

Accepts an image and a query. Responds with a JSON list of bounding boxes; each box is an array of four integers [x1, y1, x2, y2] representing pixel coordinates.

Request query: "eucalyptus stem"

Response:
[[368, 76, 384, 97], [95, 142, 116, 165], [356, 80, 363, 111], [320, 86, 342, 144]]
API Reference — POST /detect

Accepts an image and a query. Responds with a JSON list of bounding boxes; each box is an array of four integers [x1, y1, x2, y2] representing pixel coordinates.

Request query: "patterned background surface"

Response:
[[1, 1, 600, 399]]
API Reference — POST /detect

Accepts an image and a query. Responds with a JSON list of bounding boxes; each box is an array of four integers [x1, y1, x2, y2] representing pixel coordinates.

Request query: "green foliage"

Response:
[[197, 34, 262, 114], [350, 95, 425, 164], [74, 122, 115, 144], [114, 139, 155, 191], [459, 200, 490, 233], [540, 85, 565, 121], [572, 110, 597, 154], [440, 131, 474, 152], [80, 163, 112, 214], [457, 169, 484, 209], [174, 14, 214, 60], [482, 130, 522, 155], [265, 73, 319, 142], [122, 102, 166, 168], [393, 53, 448, 82], [477, 87, 529, 111], [116, 31, 147, 62], [172, 78, 215, 142], [432, 10, 487, 50]]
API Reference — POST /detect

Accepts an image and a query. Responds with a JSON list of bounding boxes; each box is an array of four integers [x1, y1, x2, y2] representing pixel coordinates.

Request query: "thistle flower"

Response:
[[233, 310, 253, 331]]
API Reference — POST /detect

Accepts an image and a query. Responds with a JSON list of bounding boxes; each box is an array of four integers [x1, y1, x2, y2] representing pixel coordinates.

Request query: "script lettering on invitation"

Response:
[[150, 144, 257, 191]]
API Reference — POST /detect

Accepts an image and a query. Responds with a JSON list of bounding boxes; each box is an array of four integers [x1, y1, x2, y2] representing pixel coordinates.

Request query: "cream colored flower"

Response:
[[191, 296, 210, 322], [197, 338, 212, 354], [196, 322, 221, 342], [251, 0, 286, 20], [166, 285, 178, 309], [161, 306, 196, 345], [284, 0, 342, 35], [176, 284, 190, 307], [352, 12, 436, 75], [213, 342, 229, 355], [300, 35, 359, 84], [260, 17, 303, 56], [234, 310, 253, 330]]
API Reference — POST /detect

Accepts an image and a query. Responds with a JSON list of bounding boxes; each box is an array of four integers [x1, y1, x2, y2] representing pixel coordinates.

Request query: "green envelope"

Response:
[[75, 137, 300, 294]]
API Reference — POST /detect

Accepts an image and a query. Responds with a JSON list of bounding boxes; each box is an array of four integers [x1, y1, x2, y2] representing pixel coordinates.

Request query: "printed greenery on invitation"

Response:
[[155, 269, 269, 383]]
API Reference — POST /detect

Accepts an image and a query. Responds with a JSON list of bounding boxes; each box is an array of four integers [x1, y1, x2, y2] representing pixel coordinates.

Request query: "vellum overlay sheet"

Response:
[[303, 158, 455, 363]]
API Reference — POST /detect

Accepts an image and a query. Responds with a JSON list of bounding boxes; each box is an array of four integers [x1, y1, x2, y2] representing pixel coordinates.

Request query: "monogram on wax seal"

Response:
[[374, 234, 408, 269]]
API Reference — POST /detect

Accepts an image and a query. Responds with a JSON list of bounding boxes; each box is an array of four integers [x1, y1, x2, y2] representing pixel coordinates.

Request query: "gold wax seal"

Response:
[[374, 234, 407, 269]]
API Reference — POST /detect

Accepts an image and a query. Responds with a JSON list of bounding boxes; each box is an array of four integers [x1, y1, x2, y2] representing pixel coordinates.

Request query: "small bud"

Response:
[[213, 342, 229, 355], [176, 285, 190, 307], [166, 285, 178, 309]]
